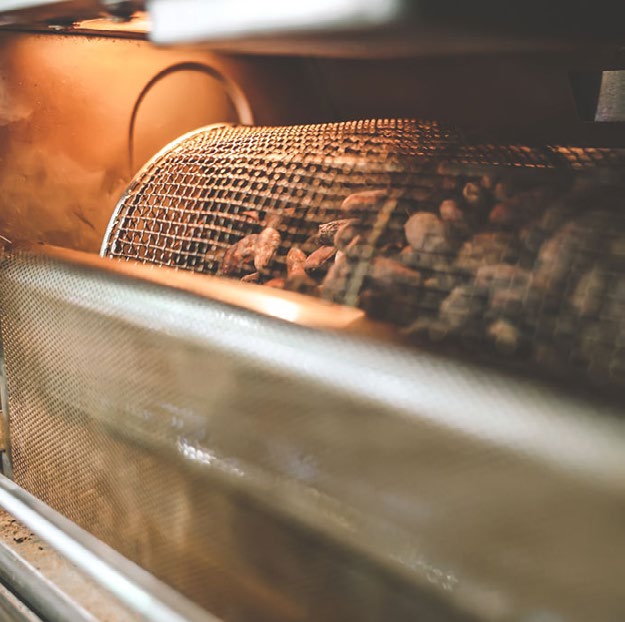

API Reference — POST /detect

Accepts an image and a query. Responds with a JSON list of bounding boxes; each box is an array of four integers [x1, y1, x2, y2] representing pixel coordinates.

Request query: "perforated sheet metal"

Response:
[[102, 119, 625, 397], [102, 120, 625, 272], [1, 247, 625, 622]]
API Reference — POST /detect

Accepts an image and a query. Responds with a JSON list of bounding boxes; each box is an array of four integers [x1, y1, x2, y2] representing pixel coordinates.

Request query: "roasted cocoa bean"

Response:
[[304, 246, 336, 276], [489, 203, 523, 227], [609, 234, 625, 268], [404, 317, 451, 342], [487, 286, 526, 320], [404, 213, 453, 268], [341, 190, 388, 217], [334, 222, 365, 254], [254, 227, 281, 272], [570, 266, 607, 318], [439, 285, 485, 331], [456, 233, 519, 273], [264, 207, 296, 229], [219, 234, 258, 276], [368, 257, 422, 290], [321, 256, 353, 302], [319, 219, 359, 245], [286, 247, 307, 277], [462, 182, 488, 208], [475, 264, 530, 291], [487, 319, 521, 355], [439, 199, 464, 223]]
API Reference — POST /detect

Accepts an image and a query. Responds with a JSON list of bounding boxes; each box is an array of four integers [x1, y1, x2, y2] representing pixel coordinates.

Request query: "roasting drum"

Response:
[[103, 119, 625, 396], [3, 119, 625, 622]]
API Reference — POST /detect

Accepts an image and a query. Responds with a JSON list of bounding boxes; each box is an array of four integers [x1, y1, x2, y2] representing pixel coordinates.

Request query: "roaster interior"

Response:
[[102, 119, 625, 398]]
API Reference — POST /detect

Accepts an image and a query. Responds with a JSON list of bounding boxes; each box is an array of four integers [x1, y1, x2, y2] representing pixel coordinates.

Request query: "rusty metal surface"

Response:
[[1, 245, 625, 621]]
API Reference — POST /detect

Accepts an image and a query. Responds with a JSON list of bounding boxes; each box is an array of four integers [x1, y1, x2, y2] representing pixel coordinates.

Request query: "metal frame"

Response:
[[1, 245, 624, 621], [0, 316, 14, 479], [0, 475, 220, 622], [0, 537, 96, 622]]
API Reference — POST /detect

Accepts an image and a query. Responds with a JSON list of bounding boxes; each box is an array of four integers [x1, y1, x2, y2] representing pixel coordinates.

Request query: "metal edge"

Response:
[[0, 538, 96, 622], [0, 318, 14, 480], [34, 243, 399, 340], [0, 580, 42, 622], [0, 240, 13, 478], [100, 122, 237, 258], [0, 475, 221, 622]]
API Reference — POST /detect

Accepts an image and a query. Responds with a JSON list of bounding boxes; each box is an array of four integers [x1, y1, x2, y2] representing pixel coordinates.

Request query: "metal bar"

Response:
[[0, 316, 14, 479], [147, 0, 404, 44], [0, 580, 43, 622], [0, 475, 221, 622], [0, 539, 96, 622]]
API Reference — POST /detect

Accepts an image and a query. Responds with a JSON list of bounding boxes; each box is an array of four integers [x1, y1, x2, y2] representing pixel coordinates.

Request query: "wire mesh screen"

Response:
[[102, 119, 625, 396], [2, 248, 625, 622]]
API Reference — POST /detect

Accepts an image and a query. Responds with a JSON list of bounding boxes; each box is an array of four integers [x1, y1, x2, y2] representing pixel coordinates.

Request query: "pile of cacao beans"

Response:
[[216, 165, 625, 394]]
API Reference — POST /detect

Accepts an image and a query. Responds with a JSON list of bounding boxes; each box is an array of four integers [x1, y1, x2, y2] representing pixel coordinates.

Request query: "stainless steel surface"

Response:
[[0, 508, 144, 622], [0, 536, 96, 622], [596, 71, 625, 122], [1, 244, 625, 621], [0, 581, 42, 622], [147, 0, 402, 44], [0, 476, 220, 622]]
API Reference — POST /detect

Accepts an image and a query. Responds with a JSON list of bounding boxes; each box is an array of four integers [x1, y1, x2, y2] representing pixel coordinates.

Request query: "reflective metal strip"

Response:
[[0, 538, 95, 622], [0, 475, 221, 622]]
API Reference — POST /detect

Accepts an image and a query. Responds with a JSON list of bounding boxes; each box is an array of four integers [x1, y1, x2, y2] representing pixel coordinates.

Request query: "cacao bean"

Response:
[[254, 227, 281, 272], [304, 246, 336, 276], [219, 234, 258, 276], [487, 319, 521, 355], [368, 257, 422, 290], [341, 190, 387, 217], [286, 247, 307, 277], [439, 285, 485, 331], [319, 219, 359, 245]]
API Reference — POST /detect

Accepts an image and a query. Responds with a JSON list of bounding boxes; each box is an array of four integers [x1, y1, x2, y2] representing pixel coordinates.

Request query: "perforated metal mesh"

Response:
[[2, 248, 625, 622], [102, 120, 625, 272], [102, 119, 625, 396]]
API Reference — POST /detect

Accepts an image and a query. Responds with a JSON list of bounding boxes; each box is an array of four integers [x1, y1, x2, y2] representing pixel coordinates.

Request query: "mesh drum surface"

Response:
[[103, 119, 625, 396], [2, 248, 625, 622]]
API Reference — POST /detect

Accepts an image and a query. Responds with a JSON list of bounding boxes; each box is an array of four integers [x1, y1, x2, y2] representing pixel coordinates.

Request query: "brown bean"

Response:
[[463, 182, 488, 208], [456, 233, 519, 273], [254, 227, 281, 272], [219, 234, 258, 276], [286, 247, 307, 277], [570, 266, 607, 318], [304, 246, 336, 276], [340, 190, 388, 217], [475, 264, 530, 291], [487, 319, 521, 355], [439, 199, 464, 223], [439, 285, 485, 331], [319, 219, 358, 245], [368, 257, 422, 289]]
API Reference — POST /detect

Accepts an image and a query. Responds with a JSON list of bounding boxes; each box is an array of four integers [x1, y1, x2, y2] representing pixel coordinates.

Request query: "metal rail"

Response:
[[0, 475, 220, 622]]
